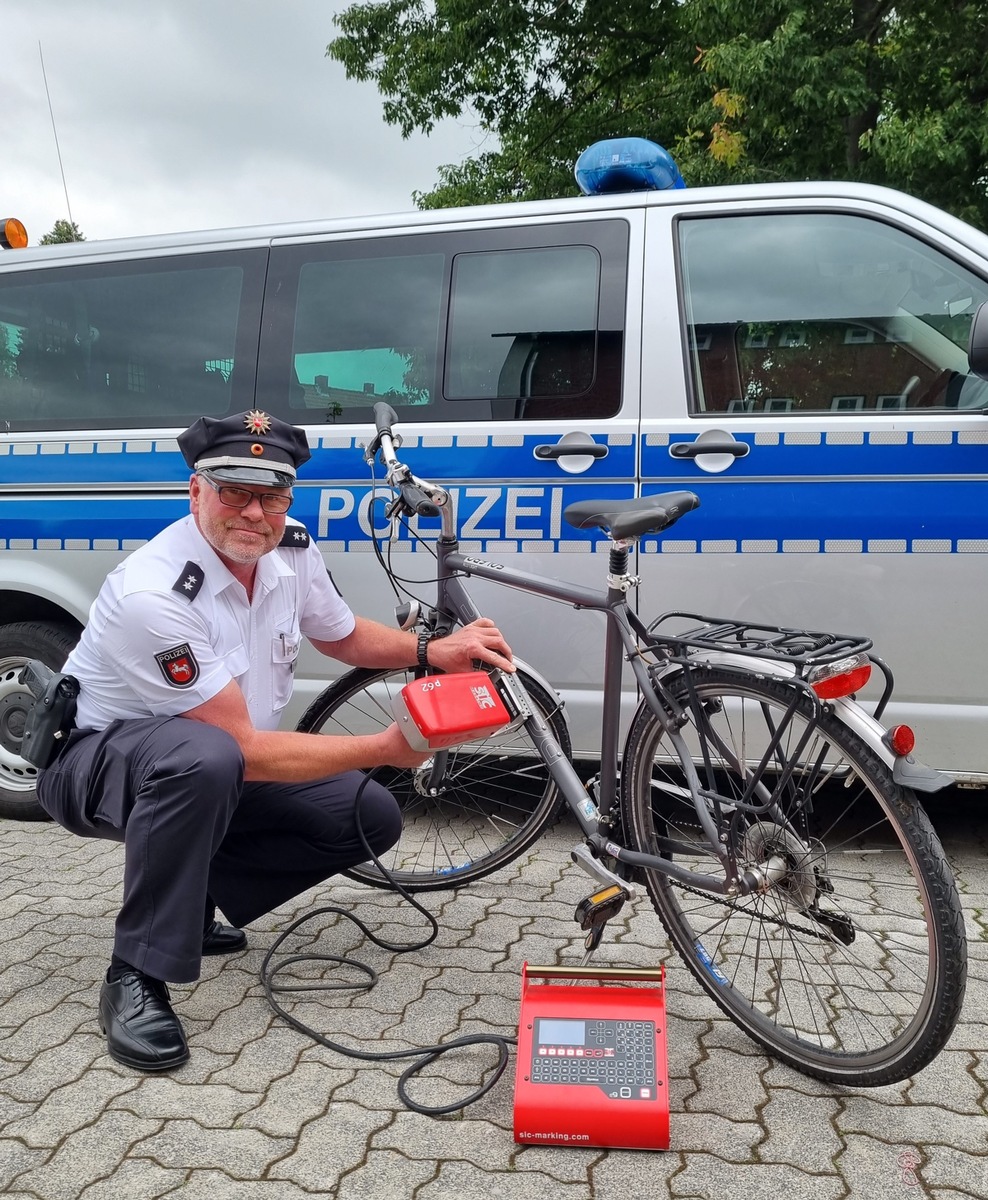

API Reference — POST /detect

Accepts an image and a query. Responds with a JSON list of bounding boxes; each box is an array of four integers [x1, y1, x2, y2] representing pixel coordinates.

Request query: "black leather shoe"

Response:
[[99, 971, 189, 1072], [201, 919, 247, 956]]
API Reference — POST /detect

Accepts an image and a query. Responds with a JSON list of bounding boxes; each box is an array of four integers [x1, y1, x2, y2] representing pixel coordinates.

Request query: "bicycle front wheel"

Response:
[[296, 666, 569, 891], [621, 666, 966, 1086]]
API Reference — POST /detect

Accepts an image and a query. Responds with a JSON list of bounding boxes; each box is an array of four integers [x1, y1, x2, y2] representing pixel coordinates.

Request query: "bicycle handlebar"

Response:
[[369, 402, 442, 519]]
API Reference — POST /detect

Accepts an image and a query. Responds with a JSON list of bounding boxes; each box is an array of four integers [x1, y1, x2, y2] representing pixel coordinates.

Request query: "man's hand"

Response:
[[377, 722, 435, 768], [428, 617, 514, 674]]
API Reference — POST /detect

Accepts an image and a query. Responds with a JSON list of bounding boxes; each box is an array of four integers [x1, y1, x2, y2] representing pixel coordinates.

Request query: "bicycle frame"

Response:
[[424, 505, 747, 898]]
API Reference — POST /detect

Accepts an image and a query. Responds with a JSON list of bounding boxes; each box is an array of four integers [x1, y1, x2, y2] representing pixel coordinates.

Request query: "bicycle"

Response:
[[296, 402, 967, 1088]]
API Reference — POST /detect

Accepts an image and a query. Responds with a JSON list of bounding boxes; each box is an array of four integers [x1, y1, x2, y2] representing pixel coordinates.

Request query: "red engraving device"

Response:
[[392, 671, 513, 750], [513, 964, 670, 1151]]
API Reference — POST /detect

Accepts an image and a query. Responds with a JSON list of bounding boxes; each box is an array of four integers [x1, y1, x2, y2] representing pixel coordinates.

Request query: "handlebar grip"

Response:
[[373, 402, 399, 436], [401, 483, 440, 518]]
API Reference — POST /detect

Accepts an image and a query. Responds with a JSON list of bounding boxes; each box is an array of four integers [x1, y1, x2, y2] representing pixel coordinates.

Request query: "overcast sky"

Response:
[[6, 0, 485, 245]]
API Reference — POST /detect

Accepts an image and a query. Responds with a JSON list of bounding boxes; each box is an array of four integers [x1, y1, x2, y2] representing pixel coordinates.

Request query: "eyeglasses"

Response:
[[198, 473, 293, 514]]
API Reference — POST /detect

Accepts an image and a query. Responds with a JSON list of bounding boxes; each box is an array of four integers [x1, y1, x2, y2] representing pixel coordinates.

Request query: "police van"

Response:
[[3, 140, 988, 820]]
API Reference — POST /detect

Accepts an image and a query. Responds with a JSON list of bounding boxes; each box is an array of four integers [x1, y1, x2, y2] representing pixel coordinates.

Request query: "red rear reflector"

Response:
[[885, 724, 916, 757], [809, 661, 872, 699]]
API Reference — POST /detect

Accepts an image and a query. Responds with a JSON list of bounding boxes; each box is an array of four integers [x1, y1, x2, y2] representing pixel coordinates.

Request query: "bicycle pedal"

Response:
[[575, 884, 630, 932]]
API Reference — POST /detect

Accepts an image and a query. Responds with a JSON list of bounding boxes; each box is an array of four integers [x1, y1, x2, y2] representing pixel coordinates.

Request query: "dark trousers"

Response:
[[36, 716, 401, 983]]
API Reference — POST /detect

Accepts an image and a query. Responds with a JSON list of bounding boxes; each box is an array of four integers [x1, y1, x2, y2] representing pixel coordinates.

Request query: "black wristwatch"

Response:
[[417, 631, 432, 671]]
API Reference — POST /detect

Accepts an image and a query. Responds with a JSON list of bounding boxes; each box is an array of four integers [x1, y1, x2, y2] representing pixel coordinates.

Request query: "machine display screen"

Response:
[[537, 1019, 586, 1046]]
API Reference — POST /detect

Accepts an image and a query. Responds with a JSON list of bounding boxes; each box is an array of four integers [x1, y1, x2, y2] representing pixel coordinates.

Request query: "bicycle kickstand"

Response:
[[576, 884, 631, 966]]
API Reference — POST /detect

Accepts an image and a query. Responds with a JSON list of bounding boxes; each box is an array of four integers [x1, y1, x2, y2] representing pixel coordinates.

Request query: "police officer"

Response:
[[36, 409, 513, 1073]]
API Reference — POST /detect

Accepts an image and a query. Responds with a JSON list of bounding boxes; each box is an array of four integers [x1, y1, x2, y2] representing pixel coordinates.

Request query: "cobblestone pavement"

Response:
[[2, 795, 987, 1200]]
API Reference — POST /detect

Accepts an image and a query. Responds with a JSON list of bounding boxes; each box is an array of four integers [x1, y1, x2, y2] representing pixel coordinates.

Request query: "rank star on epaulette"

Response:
[[172, 561, 205, 600], [278, 526, 310, 549]]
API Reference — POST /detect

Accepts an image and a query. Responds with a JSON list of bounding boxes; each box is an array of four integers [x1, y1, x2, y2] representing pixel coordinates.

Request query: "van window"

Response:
[[262, 221, 628, 425], [0, 251, 265, 431], [446, 246, 600, 404], [678, 213, 988, 415], [291, 252, 445, 412]]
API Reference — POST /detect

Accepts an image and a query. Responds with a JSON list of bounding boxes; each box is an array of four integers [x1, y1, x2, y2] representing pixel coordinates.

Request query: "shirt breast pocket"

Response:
[[271, 622, 301, 710]]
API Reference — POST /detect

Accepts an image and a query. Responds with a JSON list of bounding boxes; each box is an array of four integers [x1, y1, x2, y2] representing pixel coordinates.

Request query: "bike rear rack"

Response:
[[644, 611, 893, 721], [646, 611, 872, 663]]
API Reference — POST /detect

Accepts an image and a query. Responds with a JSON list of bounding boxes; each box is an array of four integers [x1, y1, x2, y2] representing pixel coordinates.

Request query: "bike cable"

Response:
[[258, 770, 517, 1116]]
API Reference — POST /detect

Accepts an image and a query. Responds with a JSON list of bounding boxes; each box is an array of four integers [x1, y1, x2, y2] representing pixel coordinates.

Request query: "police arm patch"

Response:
[[155, 643, 200, 688]]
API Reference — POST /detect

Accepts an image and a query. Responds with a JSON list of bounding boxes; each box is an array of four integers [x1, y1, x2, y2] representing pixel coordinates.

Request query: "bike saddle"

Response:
[[563, 491, 700, 541]]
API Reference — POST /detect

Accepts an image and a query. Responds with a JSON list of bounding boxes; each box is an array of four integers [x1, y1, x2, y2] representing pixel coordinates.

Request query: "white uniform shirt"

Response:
[[66, 514, 355, 731]]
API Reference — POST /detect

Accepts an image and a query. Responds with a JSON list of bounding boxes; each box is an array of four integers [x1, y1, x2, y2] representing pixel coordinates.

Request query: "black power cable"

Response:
[[259, 771, 517, 1116]]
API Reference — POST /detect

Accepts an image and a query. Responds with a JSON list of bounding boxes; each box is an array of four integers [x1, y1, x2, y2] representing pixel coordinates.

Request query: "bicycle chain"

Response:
[[645, 797, 841, 943], [667, 877, 835, 942]]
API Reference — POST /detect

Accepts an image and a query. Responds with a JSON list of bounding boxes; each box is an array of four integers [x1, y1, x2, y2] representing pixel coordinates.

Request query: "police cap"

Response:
[[178, 409, 311, 487]]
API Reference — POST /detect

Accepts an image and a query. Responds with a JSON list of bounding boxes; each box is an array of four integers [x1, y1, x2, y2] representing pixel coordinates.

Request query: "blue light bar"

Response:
[[574, 138, 685, 195]]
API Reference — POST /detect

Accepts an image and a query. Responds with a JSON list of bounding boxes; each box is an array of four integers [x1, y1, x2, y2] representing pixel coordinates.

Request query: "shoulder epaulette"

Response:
[[279, 525, 311, 549], [172, 561, 205, 601]]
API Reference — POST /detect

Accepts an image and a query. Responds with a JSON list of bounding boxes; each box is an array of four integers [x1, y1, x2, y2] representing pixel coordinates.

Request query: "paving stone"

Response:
[[839, 1095, 988, 1152], [0, 1140, 49, 1193], [152, 1168, 321, 1199], [669, 1110, 762, 1158], [335, 1150, 437, 1199], [0, 1032, 106, 1101], [76, 1158, 187, 1199], [237, 1061, 343, 1138], [371, 1111, 519, 1170], [136, 1118, 293, 1176], [673, 1154, 844, 1199], [756, 1089, 844, 1171], [906, 1049, 985, 1113], [107, 1075, 259, 1126], [8, 1109, 162, 1199], [837, 1132, 943, 1198], [419, 1159, 588, 1197], [922, 1144, 988, 1196], [1, 1068, 139, 1147], [592, 1149, 685, 1196], [268, 1102, 393, 1190]]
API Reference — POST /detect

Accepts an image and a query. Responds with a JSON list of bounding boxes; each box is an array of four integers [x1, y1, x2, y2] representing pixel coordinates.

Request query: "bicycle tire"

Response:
[[296, 666, 569, 891], [621, 665, 966, 1087]]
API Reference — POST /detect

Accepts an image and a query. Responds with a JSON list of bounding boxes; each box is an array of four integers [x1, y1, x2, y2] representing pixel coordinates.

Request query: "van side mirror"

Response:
[[968, 301, 988, 380]]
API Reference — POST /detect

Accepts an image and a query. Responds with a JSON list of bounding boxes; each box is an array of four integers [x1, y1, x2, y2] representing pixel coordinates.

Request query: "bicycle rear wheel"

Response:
[[296, 666, 569, 891], [621, 666, 966, 1086]]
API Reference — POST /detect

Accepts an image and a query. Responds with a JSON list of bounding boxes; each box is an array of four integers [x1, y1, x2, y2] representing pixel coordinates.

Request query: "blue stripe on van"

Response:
[[0, 432, 637, 486], [4, 479, 986, 555], [648, 429, 988, 479], [3, 432, 987, 553]]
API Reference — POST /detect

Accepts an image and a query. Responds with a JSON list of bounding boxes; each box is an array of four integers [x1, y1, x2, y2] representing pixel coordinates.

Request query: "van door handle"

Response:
[[669, 440, 749, 460], [535, 442, 608, 460]]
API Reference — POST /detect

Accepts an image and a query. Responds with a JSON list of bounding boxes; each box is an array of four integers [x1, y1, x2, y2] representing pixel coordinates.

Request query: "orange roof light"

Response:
[[1, 218, 28, 249]]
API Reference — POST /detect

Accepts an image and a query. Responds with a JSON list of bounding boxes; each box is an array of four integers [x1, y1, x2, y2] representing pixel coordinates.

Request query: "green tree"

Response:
[[329, 1, 988, 225], [39, 219, 85, 245]]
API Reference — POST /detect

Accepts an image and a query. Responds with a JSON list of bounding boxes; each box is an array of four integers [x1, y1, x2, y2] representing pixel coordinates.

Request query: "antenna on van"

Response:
[[39, 41, 75, 227]]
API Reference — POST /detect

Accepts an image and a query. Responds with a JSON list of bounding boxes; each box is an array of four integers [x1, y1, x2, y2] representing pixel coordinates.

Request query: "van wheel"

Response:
[[0, 621, 79, 821]]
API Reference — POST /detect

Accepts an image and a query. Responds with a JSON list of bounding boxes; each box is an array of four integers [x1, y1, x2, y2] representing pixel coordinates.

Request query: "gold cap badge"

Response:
[[244, 410, 272, 435]]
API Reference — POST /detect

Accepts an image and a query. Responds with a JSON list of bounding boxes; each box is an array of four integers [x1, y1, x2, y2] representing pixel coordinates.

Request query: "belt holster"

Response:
[[19, 660, 80, 769]]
